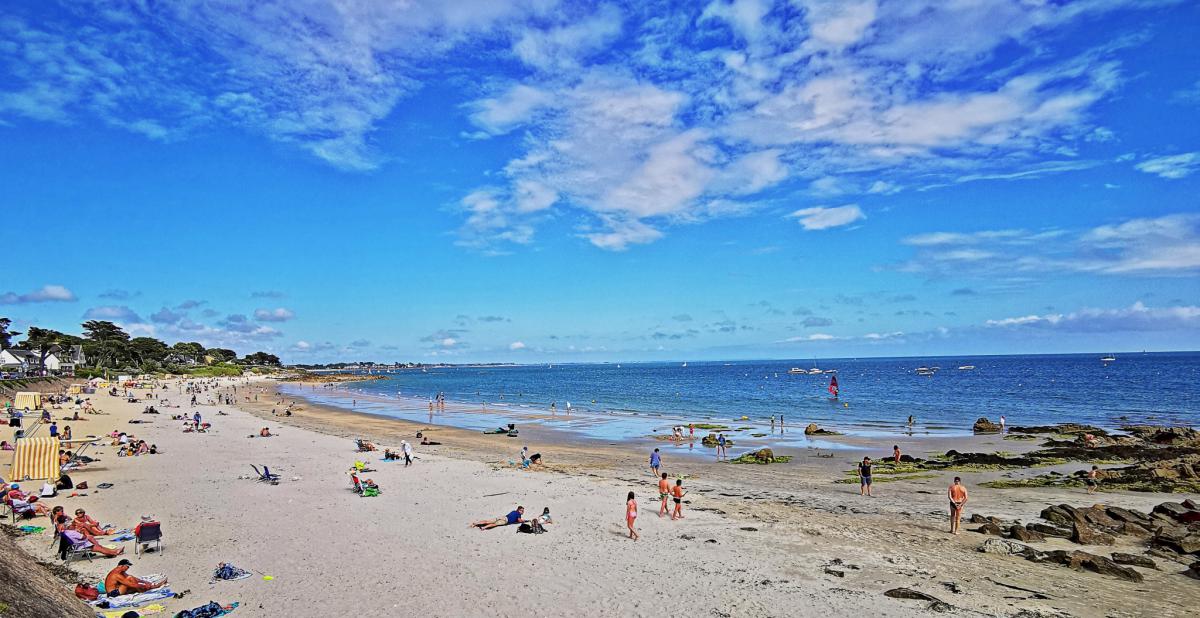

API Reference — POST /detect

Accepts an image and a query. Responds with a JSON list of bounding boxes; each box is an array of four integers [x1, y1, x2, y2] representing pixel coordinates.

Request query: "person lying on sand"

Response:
[[259, 427, 273, 437], [383, 449, 401, 461], [105, 560, 166, 595], [419, 436, 442, 446], [471, 506, 525, 530]]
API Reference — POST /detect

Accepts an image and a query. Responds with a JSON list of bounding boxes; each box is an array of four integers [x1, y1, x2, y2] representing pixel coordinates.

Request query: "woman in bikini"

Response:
[[626, 491, 639, 540]]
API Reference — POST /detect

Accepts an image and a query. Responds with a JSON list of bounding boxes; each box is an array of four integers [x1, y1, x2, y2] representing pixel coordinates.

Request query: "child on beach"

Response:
[[948, 477, 968, 534], [716, 434, 727, 460], [658, 473, 671, 517], [650, 448, 661, 477], [626, 492, 639, 540], [1086, 465, 1100, 494], [893, 445, 901, 464], [671, 479, 687, 520]]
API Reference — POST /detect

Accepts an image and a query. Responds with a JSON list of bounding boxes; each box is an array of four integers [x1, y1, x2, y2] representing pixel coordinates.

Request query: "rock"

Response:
[[1105, 506, 1154, 528], [1153, 526, 1200, 554], [940, 581, 962, 594], [824, 568, 844, 577], [1011, 525, 1045, 543], [1007, 423, 1107, 436], [972, 417, 1001, 433], [975, 522, 1004, 536], [884, 588, 939, 602], [1154, 501, 1192, 521], [978, 538, 1035, 557], [1188, 562, 1200, 580], [701, 433, 719, 447], [1027, 522, 1072, 538], [1066, 507, 1117, 546], [1183, 499, 1198, 510], [1111, 553, 1157, 569], [752, 448, 774, 463], [1034, 550, 1144, 582], [804, 423, 838, 435], [968, 513, 988, 524], [1040, 505, 1074, 527]]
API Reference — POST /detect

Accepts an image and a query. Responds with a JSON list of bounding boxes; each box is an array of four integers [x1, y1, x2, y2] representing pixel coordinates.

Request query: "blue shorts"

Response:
[[861, 476, 872, 486]]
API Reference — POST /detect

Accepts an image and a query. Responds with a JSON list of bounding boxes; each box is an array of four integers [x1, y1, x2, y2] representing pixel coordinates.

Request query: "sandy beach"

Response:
[[5, 376, 1199, 617]]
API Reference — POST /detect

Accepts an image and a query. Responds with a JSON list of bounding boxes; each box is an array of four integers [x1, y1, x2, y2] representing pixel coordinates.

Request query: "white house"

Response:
[[0, 348, 36, 373]]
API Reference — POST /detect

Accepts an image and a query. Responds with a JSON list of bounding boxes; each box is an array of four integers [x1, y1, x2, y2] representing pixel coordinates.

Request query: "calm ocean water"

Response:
[[281, 353, 1199, 448]]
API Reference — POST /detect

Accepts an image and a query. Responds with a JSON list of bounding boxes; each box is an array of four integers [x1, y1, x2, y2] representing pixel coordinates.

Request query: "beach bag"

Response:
[[362, 487, 380, 497], [74, 583, 99, 601]]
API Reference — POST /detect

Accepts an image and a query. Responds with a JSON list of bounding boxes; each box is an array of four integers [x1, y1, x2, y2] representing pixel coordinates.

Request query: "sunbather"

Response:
[[104, 560, 165, 594], [59, 517, 123, 557], [73, 508, 115, 535], [259, 427, 273, 437], [471, 506, 525, 530]]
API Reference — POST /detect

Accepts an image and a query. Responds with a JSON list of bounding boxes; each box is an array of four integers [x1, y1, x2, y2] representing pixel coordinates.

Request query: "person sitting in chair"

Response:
[[60, 517, 124, 558], [73, 508, 115, 536], [104, 559, 165, 595]]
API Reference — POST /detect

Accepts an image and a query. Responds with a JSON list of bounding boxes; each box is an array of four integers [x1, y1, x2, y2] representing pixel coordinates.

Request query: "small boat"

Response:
[[915, 366, 935, 376], [823, 369, 837, 374], [808, 368, 822, 374], [958, 365, 975, 370], [681, 362, 688, 368], [787, 368, 805, 374], [1100, 355, 1116, 363]]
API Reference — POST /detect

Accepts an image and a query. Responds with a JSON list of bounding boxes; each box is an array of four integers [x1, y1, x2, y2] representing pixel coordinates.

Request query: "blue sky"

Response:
[[1, 0, 1198, 363]]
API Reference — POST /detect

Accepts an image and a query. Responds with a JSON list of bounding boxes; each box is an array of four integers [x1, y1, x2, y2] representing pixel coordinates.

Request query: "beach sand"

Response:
[[8, 377, 1199, 617]]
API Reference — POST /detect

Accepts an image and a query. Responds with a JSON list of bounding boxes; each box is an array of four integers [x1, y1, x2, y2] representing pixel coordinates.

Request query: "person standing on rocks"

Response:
[[1086, 465, 1100, 494], [948, 477, 968, 534]]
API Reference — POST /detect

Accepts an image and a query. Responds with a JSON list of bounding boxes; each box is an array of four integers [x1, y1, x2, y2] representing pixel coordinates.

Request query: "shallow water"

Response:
[[280, 352, 1199, 449]]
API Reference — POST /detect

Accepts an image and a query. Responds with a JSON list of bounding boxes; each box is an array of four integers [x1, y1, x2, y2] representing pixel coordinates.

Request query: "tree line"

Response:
[[0, 317, 280, 373]]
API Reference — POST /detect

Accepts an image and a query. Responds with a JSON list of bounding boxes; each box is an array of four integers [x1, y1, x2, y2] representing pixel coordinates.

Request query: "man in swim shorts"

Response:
[[658, 473, 671, 517], [948, 477, 968, 534], [671, 479, 687, 520], [472, 506, 525, 530], [858, 457, 873, 497]]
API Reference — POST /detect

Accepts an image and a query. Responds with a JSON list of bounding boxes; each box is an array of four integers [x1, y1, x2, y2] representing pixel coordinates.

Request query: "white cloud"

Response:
[[512, 5, 623, 70], [1134, 152, 1200, 179], [82, 305, 143, 323], [509, 341, 526, 350], [466, 85, 553, 137], [898, 214, 1200, 276], [795, 0, 878, 51], [254, 307, 295, 322], [0, 284, 76, 304], [787, 204, 865, 230], [986, 302, 1200, 332]]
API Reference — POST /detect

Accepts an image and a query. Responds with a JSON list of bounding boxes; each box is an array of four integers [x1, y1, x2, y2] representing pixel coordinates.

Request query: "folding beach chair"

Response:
[[250, 465, 279, 485], [58, 534, 95, 562], [135, 522, 162, 556]]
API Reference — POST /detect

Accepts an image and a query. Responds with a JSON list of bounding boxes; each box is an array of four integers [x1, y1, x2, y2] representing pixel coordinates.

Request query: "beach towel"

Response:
[[111, 533, 136, 542], [100, 604, 168, 618], [212, 563, 252, 582], [17, 525, 45, 534], [173, 601, 238, 618], [91, 588, 174, 609]]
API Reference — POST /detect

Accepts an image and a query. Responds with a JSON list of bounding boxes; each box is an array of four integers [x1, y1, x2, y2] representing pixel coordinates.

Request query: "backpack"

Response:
[[74, 583, 99, 601]]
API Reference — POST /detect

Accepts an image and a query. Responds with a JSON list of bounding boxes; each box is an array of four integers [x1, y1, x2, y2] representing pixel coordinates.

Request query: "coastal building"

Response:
[[0, 345, 86, 376], [0, 348, 36, 374]]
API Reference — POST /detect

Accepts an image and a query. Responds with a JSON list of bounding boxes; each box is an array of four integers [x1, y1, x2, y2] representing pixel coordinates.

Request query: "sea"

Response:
[[279, 352, 1199, 450]]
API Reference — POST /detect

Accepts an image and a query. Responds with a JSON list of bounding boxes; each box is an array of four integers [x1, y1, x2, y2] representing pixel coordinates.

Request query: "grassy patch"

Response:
[[692, 423, 729, 430]]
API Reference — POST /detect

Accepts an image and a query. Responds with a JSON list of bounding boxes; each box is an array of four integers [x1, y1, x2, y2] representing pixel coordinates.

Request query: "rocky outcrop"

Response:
[[972, 417, 1001, 433], [1111, 553, 1157, 569], [803, 423, 839, 435]]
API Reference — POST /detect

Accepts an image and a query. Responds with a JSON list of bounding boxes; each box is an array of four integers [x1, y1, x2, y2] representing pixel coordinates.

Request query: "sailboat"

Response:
[[828, 374, 839, 399], [681, 362, 687, 368], [1100, 354, 1116, 363]]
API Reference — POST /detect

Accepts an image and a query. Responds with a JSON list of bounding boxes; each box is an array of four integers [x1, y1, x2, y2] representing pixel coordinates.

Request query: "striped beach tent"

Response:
[[13, 391, 42, 410], [10, 436, 60, 482]]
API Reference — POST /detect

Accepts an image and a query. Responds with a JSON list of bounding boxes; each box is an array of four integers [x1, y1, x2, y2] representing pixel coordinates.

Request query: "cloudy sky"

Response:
[[2, 0, 1197, 363]]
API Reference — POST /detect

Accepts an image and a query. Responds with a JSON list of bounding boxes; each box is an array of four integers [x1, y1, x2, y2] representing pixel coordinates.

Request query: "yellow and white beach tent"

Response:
[[10, 436, 59, 482], [12, 391, 42, 411]]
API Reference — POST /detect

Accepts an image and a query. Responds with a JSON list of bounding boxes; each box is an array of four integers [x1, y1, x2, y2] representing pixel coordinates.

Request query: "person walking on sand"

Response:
[[671, 479, 687, 520], [948, 477, 968, 534], [716, 433, 727, 460], [1086, 465, 1100, 494], [650, 448, 662, 477], [401, 440, 413, 467], [858, 457, 873, 496], [626, 492, 639, 540], [893, 445, 902, 464], [658, 473, 671, 517]]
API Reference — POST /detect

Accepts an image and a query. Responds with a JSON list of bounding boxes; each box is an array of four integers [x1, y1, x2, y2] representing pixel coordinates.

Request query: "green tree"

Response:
[[82, 320, 131, 369], [171, 341, 206, 363], [0, 317, 19, 349], [242, 351, 281, 366], [19, 327, 70, 375], [129, 337, 170, 364], [206, 348, 237, 363]]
